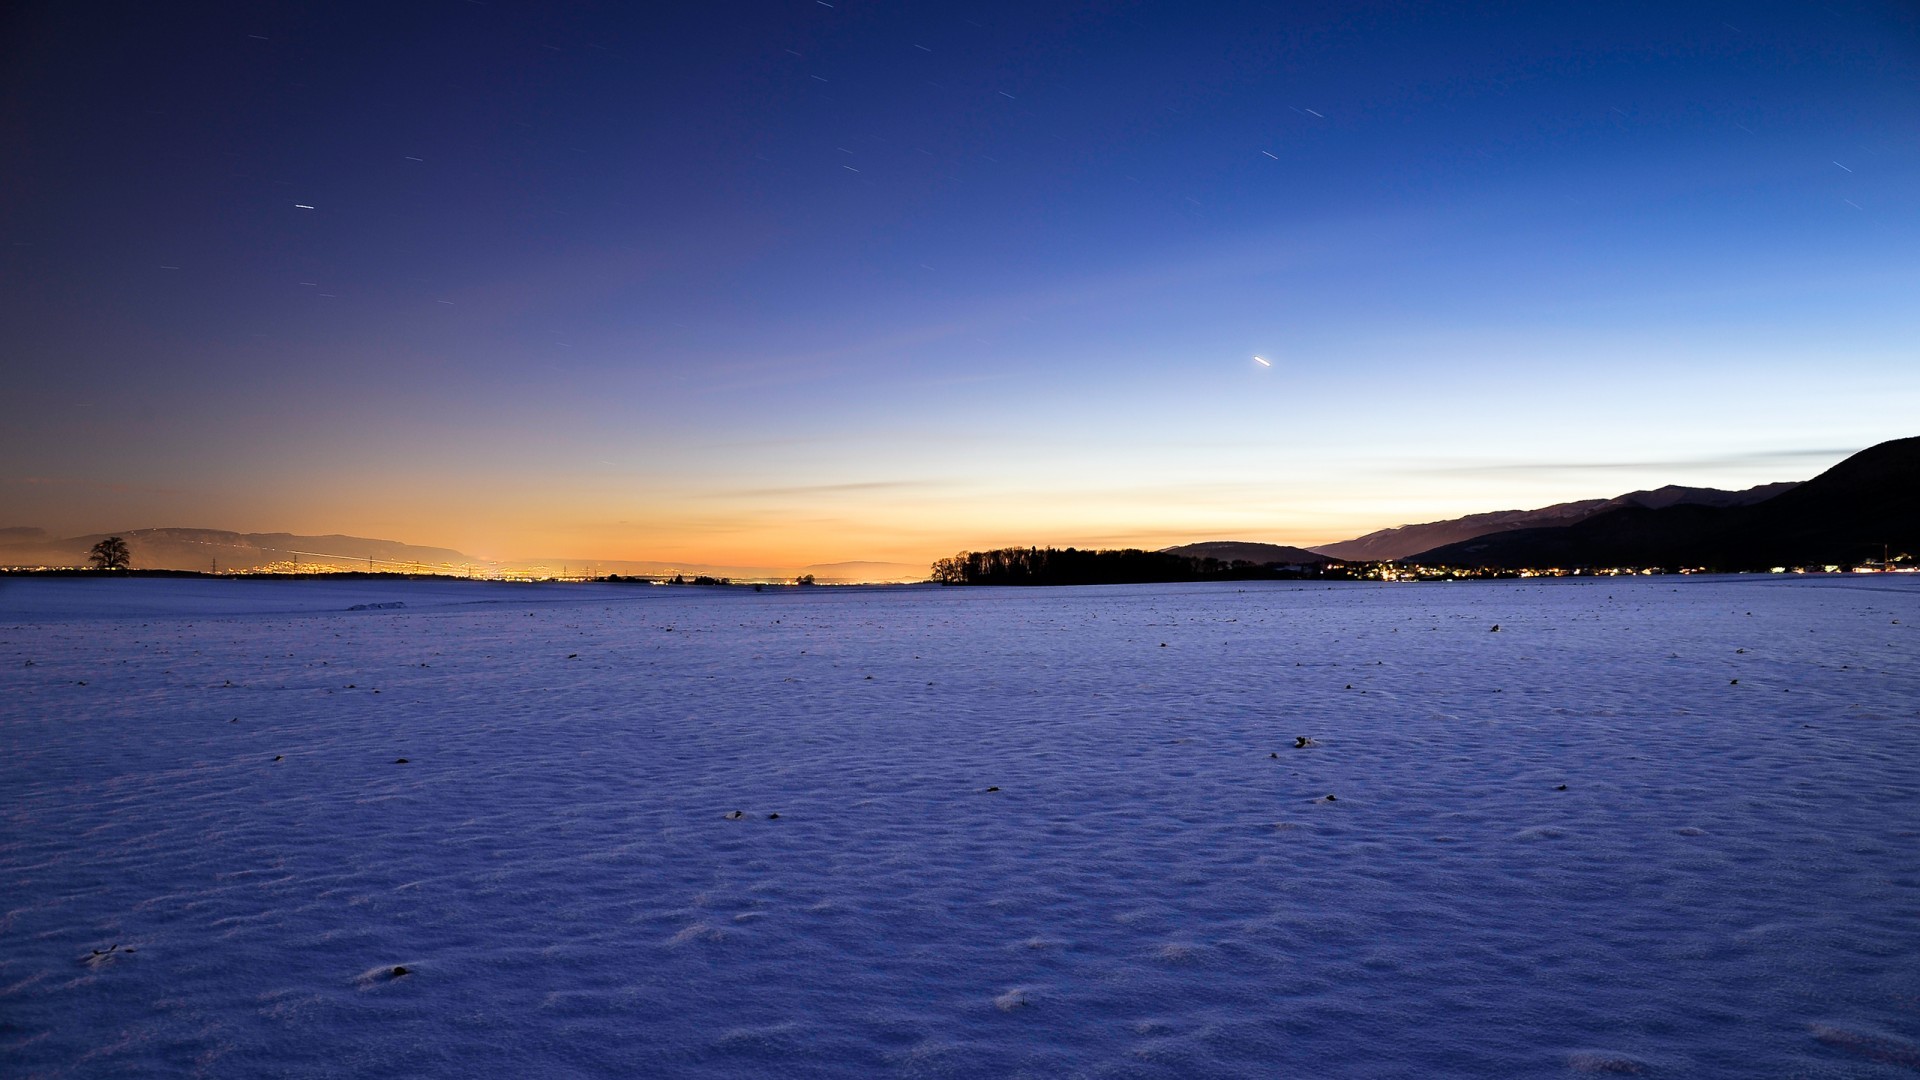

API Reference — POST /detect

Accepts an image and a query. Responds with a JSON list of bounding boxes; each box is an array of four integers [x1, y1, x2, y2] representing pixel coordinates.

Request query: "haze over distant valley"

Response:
[[12, 439, 1912, 580]]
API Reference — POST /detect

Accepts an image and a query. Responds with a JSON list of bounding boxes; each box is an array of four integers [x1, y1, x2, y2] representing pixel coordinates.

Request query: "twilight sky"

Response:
[[4, 1, 1917, 569]]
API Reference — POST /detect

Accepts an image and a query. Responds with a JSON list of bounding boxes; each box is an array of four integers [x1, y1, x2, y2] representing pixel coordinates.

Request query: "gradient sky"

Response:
[[4, 1, 1917, 568]]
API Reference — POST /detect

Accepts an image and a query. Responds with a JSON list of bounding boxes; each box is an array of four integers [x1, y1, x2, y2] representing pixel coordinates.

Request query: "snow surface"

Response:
[[2, 575, 1917, 1078]]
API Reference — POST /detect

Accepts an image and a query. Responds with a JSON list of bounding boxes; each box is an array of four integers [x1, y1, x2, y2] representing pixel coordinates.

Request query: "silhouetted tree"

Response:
[[89, 536, 131, 571]]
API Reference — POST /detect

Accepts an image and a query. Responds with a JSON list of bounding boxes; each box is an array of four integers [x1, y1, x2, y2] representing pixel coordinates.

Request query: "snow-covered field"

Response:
[[3, 575, 1916, 1078]]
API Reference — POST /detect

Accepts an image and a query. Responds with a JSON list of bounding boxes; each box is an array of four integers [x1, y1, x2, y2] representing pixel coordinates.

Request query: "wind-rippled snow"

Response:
[[2, 575, 1916, 1078]]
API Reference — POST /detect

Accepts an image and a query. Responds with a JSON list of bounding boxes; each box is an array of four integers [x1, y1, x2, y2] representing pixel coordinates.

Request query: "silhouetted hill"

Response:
[[1409, 438, 1919, 570], [1314, 482, 1796, 562], [1160, 541, 1329, 565], [0, 527, 929, 582], [1624, 483, 1800, 510], [0, 528, 481, 572]]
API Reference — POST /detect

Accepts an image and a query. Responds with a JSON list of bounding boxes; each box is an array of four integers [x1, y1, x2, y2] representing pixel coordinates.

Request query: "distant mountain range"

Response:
[[0, 527, 926, 583], [1407, 436, 1918, 570], [1311, 482, 1798, 563], [1160, 437, 1914, 573], [0, 528, 478, 574]]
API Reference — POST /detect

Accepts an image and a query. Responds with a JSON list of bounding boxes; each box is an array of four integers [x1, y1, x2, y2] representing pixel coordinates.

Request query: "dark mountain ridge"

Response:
[[1313, 482, 1796, 563], [1409, 437, 1920, 570]]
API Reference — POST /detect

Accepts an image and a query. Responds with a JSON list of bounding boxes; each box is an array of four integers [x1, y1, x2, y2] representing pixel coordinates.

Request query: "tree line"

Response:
[[929, 547, 1325, 586]]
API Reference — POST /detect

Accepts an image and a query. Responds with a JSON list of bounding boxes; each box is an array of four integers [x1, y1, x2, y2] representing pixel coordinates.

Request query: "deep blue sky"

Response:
[[4, 1, 1916, 567]]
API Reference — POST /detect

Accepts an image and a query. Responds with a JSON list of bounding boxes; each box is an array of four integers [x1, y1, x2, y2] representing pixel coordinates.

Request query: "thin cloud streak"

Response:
[[6, 476, 184, 496], [1416, 448, 1858, 475], [702, 480, 953, 499]]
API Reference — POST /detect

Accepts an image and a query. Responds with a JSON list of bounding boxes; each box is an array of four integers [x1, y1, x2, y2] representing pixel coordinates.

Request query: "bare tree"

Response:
[[88, 536, 131, 571]]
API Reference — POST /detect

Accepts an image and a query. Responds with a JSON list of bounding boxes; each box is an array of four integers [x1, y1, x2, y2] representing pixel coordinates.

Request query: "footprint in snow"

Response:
[[994, 987, 1033, 1010], [81, 944, 135, 969], [1812, 1024, 1920, 1069], [1567, 1050, 1650, 1073]]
